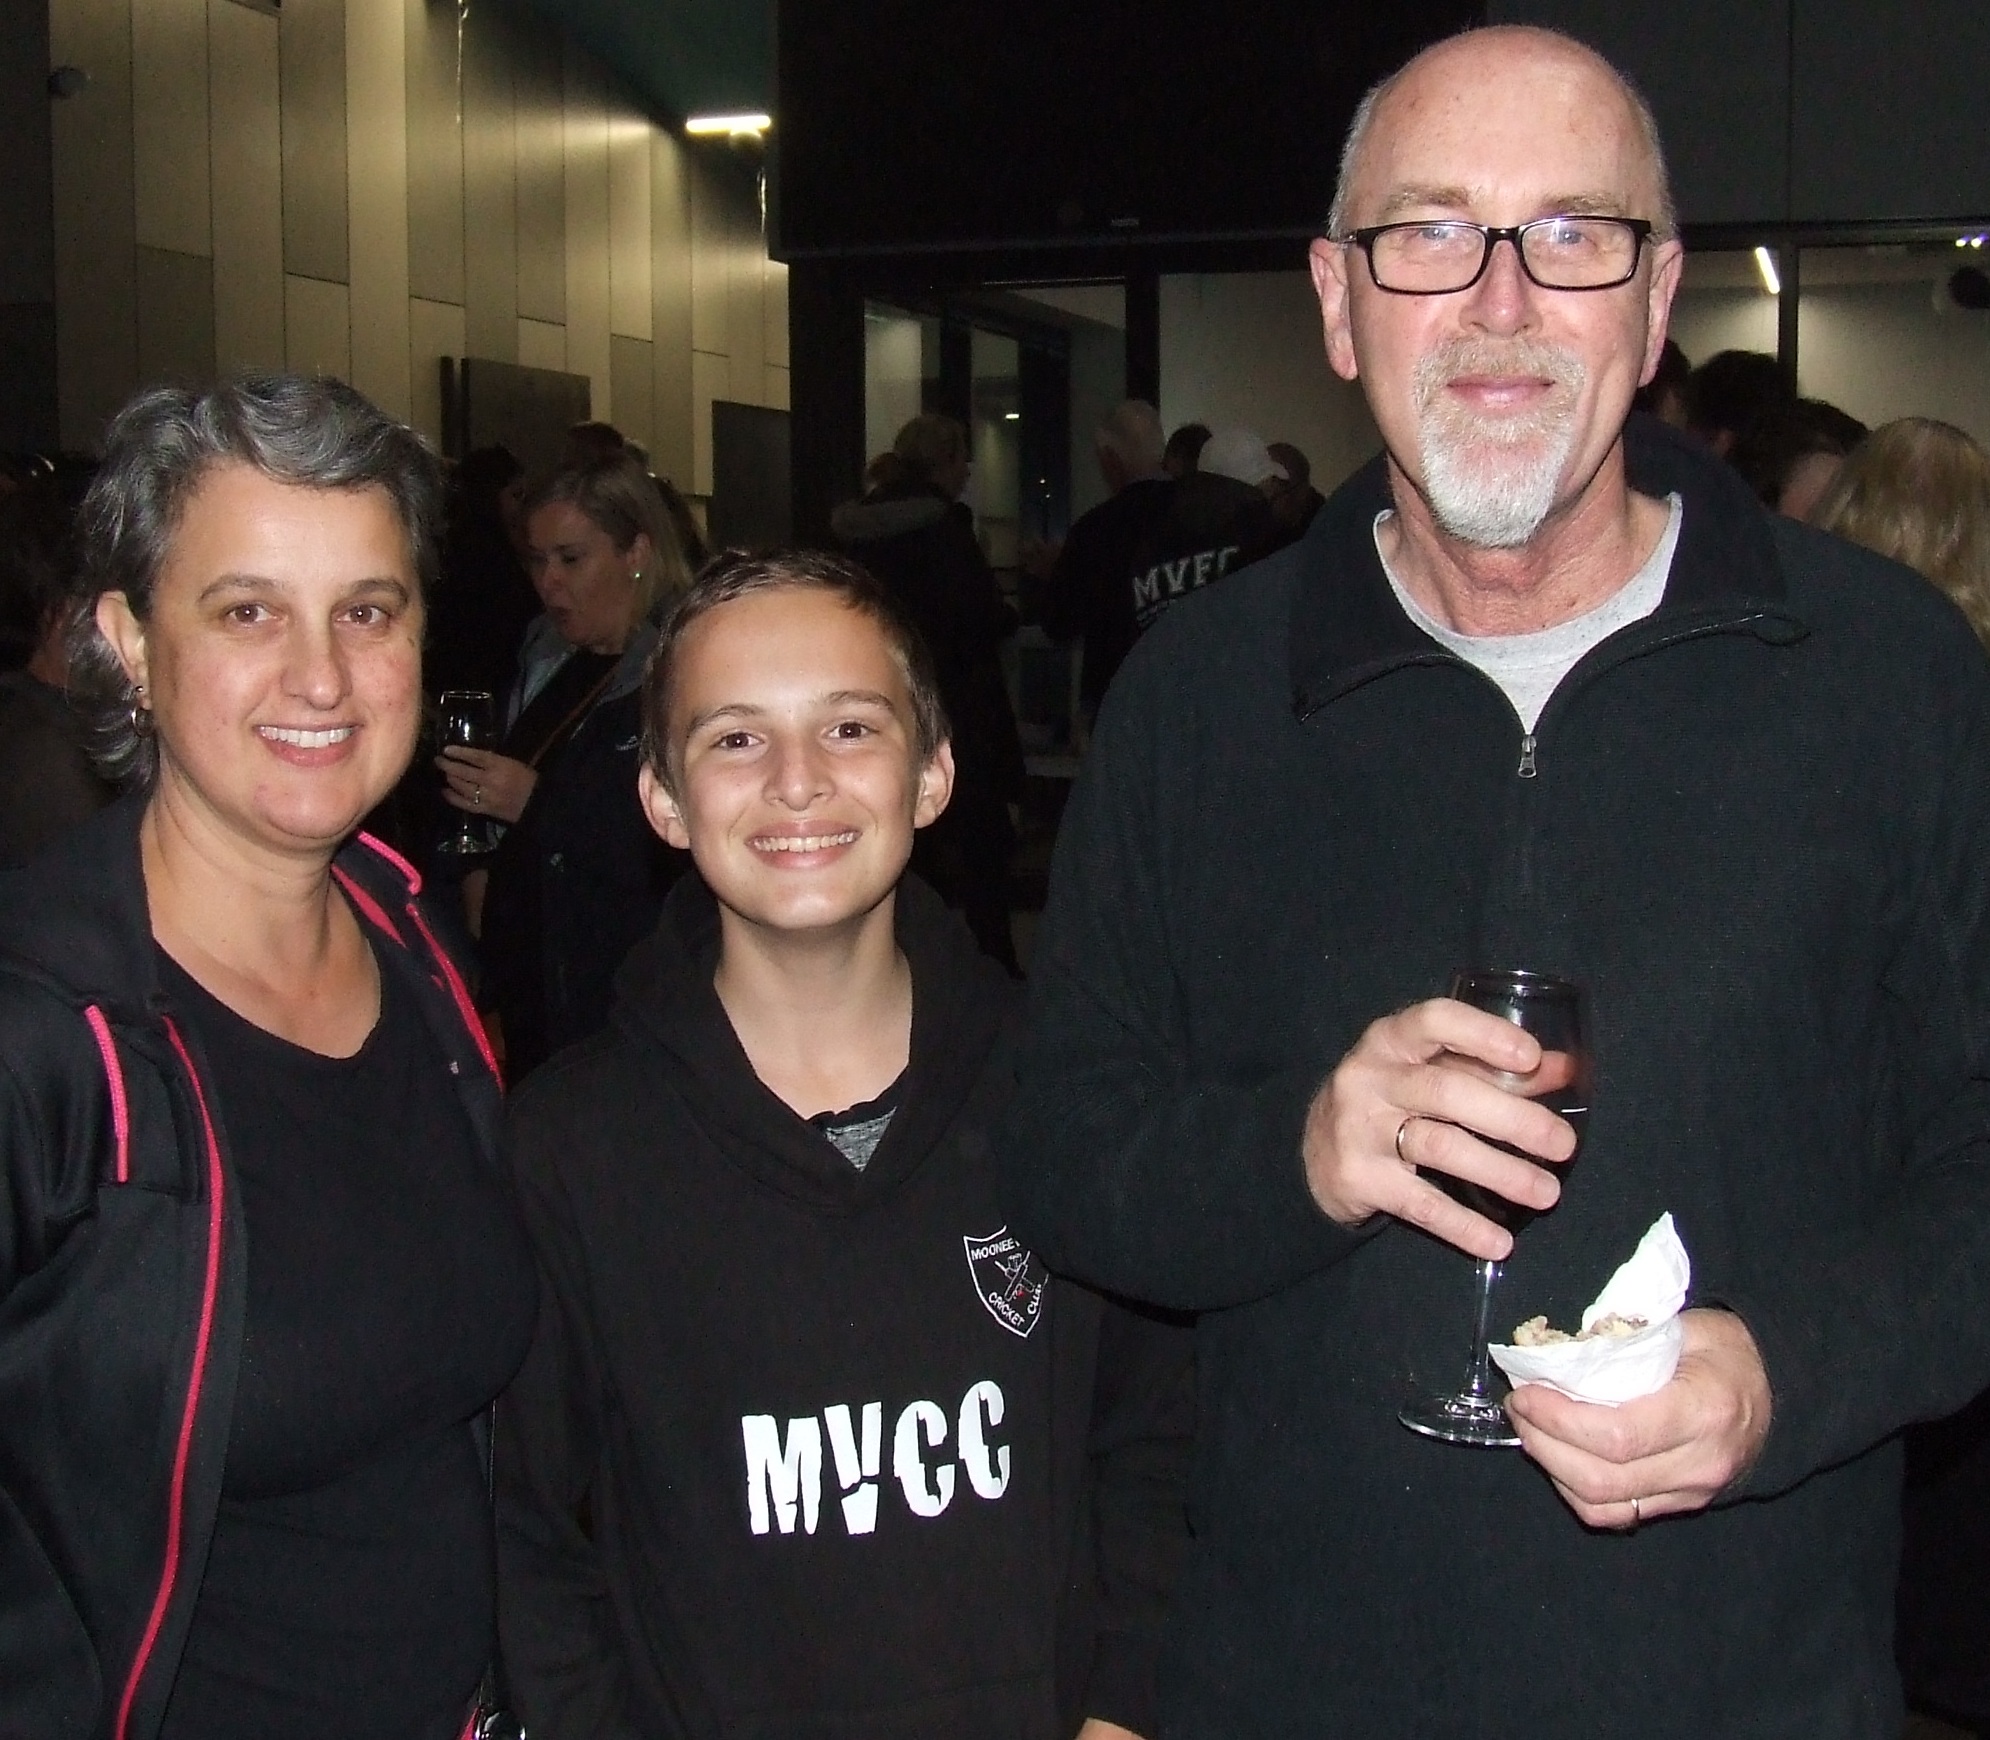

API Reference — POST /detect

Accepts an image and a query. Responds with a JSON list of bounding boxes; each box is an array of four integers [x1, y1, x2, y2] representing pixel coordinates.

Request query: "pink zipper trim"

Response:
[[407, 901, 502, 1084], [114, 1018, 226, 1740], [330, 864, 406, 947], [348, 833, 499, 1081], [357, 829, 425, 896], [83, 1006, 131, 1184]]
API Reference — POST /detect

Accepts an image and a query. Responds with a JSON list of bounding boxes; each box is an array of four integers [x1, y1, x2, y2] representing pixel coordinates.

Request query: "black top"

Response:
[[0, 670, 114, 869], [503, 649, 620, 771], [1039, 477, 1177, 712], [496, 873, 1194, 1739], [1002, 416, 1990, 1737], [155, 941, 538, 1740]]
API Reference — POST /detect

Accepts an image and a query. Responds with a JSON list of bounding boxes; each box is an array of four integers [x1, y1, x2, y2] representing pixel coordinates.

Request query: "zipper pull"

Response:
[[1517, 734, 1538, 779]]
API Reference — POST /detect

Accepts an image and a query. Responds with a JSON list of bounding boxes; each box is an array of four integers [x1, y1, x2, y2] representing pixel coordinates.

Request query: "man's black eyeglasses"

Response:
[[1339, 216, 1655, 295]]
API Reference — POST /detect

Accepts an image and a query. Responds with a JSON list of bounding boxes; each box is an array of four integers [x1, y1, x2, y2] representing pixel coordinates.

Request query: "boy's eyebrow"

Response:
[[686, 690, 901, 735]]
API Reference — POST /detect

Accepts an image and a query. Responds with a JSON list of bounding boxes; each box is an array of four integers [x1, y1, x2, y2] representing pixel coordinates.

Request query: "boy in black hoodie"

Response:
[[495, 550, 1192, 1739]]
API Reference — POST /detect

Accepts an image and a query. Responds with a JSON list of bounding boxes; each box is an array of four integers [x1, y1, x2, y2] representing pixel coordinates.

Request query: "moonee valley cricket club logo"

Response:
[[963, 1227, 1048, 1339]]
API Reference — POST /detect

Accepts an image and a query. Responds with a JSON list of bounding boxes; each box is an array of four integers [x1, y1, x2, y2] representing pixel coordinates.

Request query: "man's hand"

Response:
[[1301, 998, 1578, 1260], [1504, 1309, 1773, 1529], [1075, 1723, 1145, 1740]]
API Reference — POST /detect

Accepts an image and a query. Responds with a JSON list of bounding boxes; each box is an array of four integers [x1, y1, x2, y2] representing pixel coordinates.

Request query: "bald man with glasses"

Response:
[[1003, 25, 1990, 1739]]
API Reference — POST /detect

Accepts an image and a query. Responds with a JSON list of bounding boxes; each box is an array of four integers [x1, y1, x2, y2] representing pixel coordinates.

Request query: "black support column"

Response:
[[1124, 263, 1160, 406], [786, 260, 867, 546]]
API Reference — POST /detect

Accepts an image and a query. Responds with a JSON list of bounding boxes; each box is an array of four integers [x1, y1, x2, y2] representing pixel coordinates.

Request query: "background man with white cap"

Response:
[[1121, 426, 1286, 641]]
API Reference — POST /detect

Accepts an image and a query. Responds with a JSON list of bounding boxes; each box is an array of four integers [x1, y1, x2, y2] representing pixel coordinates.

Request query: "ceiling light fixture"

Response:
[[1753, 246, 1782, 297], [686, 113, 771, 139]]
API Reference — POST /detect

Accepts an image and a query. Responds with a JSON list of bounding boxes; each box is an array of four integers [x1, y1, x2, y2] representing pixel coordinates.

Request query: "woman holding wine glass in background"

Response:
[[436, 453, 691, 1082], [0, 375, 537, 1737]]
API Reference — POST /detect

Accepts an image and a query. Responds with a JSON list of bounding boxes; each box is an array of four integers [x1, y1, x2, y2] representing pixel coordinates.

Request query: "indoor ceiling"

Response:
[[515, 0, 773, 121]]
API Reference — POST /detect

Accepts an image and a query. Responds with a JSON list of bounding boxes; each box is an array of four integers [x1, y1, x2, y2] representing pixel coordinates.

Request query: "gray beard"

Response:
[[1413, 342, 1587, 549]]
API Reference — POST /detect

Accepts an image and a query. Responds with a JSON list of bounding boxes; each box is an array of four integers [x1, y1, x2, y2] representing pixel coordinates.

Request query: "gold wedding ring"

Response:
[[472, 785, 483, 807], [1630, 1496, 1642, 1527], [1394, 1115, 1415, 1163]]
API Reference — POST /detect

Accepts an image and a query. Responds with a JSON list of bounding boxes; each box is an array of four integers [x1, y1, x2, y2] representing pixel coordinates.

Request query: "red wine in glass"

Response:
[[1399, 968, 1589, 1447], [436, 688, 497, 859]]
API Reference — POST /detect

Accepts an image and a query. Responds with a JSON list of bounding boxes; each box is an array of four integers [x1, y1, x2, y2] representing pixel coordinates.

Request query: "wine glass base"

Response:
[[1398, 1391, 1521, 1448]]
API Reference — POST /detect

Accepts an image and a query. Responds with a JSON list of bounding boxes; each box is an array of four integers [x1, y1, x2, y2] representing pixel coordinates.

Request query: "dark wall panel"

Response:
[[461, 2, 520, 361], [407, 0, 466, 306], [513, 8, 567, 325], [280, 0, 350, 284], [776, 0, 1482, 254], [1488, 0, 1791, 226], [0, 305, 59, 451], [1793, 0, 1990, 223], [135, 246, 216, 389]]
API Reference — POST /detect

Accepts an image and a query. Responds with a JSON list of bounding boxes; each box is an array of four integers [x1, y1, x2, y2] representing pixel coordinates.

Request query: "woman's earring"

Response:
[[129, 683, 154, 737]]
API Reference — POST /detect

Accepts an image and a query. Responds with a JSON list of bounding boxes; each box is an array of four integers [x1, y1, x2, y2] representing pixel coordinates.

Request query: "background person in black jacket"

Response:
[[1002, 25, 1990, 1740], [437, 454, 690, 1081], [834, 414, 1027, 973], [1028, 399, 1177, 723], [497, 550, 1191, 1738]]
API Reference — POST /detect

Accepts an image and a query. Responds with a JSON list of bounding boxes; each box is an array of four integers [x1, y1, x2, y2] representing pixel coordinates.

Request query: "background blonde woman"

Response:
[[439, 454, 692, 1080], [1811, 417, 1990, 649]]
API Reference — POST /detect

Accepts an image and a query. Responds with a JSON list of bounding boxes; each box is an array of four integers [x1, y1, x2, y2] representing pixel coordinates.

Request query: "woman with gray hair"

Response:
[[437, 453, 691, 1080], [0, 374, 537, 1739]]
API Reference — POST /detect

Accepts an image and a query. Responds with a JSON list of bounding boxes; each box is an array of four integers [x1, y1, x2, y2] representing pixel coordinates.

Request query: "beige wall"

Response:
[[1158, 271, 1381, 496], [49, 0, 786, 496]]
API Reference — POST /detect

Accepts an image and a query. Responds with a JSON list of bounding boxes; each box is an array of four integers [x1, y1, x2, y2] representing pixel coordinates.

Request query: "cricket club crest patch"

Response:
[[963, 1227, 1049, 1339]]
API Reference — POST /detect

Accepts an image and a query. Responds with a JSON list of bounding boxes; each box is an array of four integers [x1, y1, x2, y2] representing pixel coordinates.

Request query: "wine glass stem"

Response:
[[1461, 1258, 1502, 1402]]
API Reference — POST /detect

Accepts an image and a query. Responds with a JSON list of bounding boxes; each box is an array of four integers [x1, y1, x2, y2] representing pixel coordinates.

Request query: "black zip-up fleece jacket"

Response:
[[0, 796, 510, 1740], [1001, 415, 1990, 1740], [496, 872, 1194, 1739]]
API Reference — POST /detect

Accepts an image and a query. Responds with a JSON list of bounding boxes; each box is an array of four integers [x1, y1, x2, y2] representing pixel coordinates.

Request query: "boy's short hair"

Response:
[[640, 548, 950, 794]]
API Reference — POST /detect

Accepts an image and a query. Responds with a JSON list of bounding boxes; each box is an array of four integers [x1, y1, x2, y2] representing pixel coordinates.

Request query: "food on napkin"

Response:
[[1510, 1311, 1648, 1347], [1490, 1213, 1691, 1405]]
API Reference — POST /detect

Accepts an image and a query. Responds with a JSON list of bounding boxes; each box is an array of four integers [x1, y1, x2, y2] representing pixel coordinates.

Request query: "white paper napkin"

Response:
[[1489, 1213, 1692, 1406]]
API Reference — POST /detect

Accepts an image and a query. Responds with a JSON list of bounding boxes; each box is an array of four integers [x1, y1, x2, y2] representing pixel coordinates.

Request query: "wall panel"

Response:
[[649, 128, 695, 486], [688, 153, 728, 355], [609, 333, 653, 456], [135, 245, 215, 387], [608, 98, 652, 339], [286, 273, 351, 378], [513, 9, 566, 325], [345, 0, 412, 418], [725, 183, 766, 405], [563, 43, 612, 423], [1793, 0, 1990, 223], [763, 258, 789, 371], [518, 317, 567, 372], [1485, 0, 1790, 227], [405, 0, 463, 306], [132, 0, 210, 257], [408, 295, 465, 446], [208, 0, 283, 374], [280, 0, 349, 284], [691, 348, 729, 495], [52, 0, 139, 448], [460, 1, 518, 361]]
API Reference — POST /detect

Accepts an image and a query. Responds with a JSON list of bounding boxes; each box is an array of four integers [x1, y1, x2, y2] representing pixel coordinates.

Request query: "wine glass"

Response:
[[1398, 967, 1589, 1448], [435, 688, 497, 858]]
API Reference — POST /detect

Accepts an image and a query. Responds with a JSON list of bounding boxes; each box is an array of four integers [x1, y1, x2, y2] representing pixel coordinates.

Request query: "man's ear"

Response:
[[637, 761, 691, 850], [913, 738, 955, 830], [1641, 237, 1686, 386], [96, 592, 148, 693], [1310, 237, 1361, 385]]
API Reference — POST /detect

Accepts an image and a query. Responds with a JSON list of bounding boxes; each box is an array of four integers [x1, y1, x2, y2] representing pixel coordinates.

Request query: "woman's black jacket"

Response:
[[0, 797, 506, 1740]]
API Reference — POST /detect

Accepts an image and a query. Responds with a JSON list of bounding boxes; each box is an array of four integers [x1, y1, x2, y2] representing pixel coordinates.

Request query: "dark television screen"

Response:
[[775, 1, 1484, 257]]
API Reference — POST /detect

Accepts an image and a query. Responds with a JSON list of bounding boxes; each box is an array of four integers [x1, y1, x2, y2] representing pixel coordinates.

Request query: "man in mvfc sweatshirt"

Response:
[[495, 549, 1192, 1738]]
